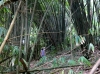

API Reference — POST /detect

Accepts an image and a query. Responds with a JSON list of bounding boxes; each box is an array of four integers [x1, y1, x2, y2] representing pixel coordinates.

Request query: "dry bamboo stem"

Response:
[[89, 58, 100, 74], [0, 1, 22, 53]]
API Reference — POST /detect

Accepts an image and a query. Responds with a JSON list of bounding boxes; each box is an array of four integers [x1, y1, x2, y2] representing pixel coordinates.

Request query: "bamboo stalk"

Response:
[[28, 0, 54, 68], [89, 58, 100, 74], [0, 1, 22, 53]]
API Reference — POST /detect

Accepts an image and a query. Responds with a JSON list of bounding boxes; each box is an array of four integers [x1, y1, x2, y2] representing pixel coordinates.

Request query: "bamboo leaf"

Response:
[[12, 46, 19, 55], [67, 60, 77, 66], [52, 58, 58, 67], [88, 43, 94, 53], [0, 27, 7, 37], [78, 56, 91, 66], [58, 57, 66, 64]]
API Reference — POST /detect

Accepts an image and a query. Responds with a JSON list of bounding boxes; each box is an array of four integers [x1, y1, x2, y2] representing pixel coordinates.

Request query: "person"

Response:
[[36, 47, 46, 66], [40, 47, 46, 57]]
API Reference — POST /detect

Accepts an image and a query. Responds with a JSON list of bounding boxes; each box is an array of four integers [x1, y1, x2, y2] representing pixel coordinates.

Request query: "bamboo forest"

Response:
[[0, 0, 100, 74]]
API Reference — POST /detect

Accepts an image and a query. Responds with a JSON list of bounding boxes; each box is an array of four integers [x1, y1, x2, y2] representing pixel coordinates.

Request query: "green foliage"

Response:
[[65, 36, 70, 47], [77, 71, 83, 74], [9, 46, 20, 66], [52, 58, 58, 67], [50, 46, 57, 55], [78, 56, 91, 66], [0, 0, 99, 73], [4, 45, 9, 51], [95, 36, 100, 45], [88, 22, 99, 36], [74, 35, 85, 46], [0, 7, 11, 26], [51, 46, 55, 50], [40, 38, 47, 46], [30, 27, 37, 43], [68, 69, 83, 74], [89, 28, 94, 35], [66, 1, 70, 8], [38, 56, 47, 66], [67, 60, 77, 66], [0, 27, 7, 37], [88, 43, 94, 53], [10, 56, 22, 67], [58, 56, 66, 65], [0, 37, 3, 44], [0, 7, 11, 13], [3, 7, 11, 13], [12, 46, 19, 56]]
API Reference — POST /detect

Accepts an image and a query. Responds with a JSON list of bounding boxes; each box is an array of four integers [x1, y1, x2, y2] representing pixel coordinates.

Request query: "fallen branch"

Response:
[[1, 64, 84, 73], [89, 58, 100, 74], [0, 56, 13, 64], [20, 58, 30, 74]]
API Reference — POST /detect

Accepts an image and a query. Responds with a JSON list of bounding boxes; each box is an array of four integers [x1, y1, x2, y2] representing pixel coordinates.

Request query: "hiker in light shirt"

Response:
[[40, 47, 46, 57]]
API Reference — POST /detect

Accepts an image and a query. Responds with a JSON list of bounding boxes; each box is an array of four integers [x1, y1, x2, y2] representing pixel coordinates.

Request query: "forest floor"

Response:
[[30, 46, 100, 74]]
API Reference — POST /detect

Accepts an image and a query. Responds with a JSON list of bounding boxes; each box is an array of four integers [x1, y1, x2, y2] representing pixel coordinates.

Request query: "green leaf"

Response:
[[38, 56, 47, 65], [4, 45, 9, 51], [89, 29, 94, 35], [0, 27, 7, 37], [78, 56, 91, 66], [58, 57, 66, 64], [67, 60, 77, 66], [80, 36, 85, 44], [52, 58, 58, 67], [74, 35, 86, 46], [0, 38, 3, 43], [89, 43, 94, 53], [12, 46, 19, 55], [77, 71, 83, 74]]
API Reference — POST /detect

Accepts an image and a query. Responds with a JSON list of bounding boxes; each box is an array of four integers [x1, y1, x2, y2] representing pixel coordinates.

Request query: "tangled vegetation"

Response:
[[0, 0, 100, 74]]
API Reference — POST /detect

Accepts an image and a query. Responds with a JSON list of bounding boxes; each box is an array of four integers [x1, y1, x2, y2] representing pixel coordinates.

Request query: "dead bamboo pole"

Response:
[[0, 1, 22, 53], [89, 58, 100, 74]]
